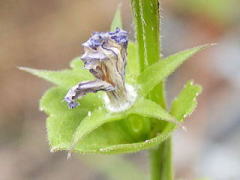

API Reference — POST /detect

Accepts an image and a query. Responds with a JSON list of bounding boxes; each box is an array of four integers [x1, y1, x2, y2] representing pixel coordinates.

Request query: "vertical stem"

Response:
[[131, 0, 165, 106], [131, 0, 173, 179], [131, 0, 160, 69], [131, 0, 145, 72], [150, 139, 173, 180]]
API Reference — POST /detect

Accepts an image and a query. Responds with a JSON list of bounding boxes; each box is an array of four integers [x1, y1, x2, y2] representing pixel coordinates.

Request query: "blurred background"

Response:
[[1, 0, 240, 179]]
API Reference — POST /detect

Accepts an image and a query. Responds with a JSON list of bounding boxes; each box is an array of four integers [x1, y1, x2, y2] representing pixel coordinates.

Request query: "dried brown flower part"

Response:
[[64, 28, 135, 111]]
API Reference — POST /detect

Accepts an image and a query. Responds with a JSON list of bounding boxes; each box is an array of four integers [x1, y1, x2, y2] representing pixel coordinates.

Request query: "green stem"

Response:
[[150, 138, 173, 180], [131, 0, 145, 71], [131, 0, 173, 179], [131, 0, 165, 106], [131, 0, 161, 68]]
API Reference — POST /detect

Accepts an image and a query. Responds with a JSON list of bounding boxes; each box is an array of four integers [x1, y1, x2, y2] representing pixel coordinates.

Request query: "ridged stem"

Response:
[[131, 0, 173, 179]]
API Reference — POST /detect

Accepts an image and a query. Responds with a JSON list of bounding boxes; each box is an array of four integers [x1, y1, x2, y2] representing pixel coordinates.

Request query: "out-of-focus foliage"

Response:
[[173, 0, 240, 25]]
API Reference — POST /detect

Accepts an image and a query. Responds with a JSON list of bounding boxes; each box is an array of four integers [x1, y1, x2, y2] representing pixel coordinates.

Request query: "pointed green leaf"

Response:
[[70, 109, 125, 150], [44, 87, 133, 153], [47, 112, 87, 150], [48, 112, 135, 153], [49, 106, 161, 154], [19, 66, 92, 88], [19, 57, 92, 88], [128, 98, 178, 125], [138, 44, 212, 96], [70, 97, 178, 151], [126, 42, 140, 83], [70, 56, 82, 69], [47, 81, 202, 154], [170, 81, 202, 121], [111, 5, 122, 31], [89, 81, 202, 154], [95, 130, 172, 154]]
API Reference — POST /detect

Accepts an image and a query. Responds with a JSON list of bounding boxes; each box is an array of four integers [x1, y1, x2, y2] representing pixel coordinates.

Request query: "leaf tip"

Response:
[[198, 43, 217, 52], [181, 125, 188, 132], [69, 56, 81, 69], [210, 42, 218, 46], [50, 147, 57, 153], [18, 66, 31, 72], [17, 66, 43, 77], [187, 80, 203, 93], [67, 151, 72, 160], [110, 4, 123, 31]]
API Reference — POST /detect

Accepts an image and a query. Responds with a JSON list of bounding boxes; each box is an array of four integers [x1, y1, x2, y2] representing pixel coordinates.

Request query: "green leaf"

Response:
[[138, 44, 212, 97], [69, 56, 83, 69], [19, 57, 93, 88], [41, 86, 131, 153], [129, 98, 177, 125], [90, 81, 202, 154], [43, 87, 133, 153], [111, 4, 122, 31], [126, 42, 140, 83], [48, 112, 135, 153], [19, 66, 92, 88], [47, 112, 87, 150], [49, 107, 171, 154], [95, 130, 172, 154], [45, 80, 202, 154], [41, 86, 177, 154], [170, 81, 202, 121], [40, 87, 101, 115], [70, 109, 125, 151], [69, 97, 178, 152]]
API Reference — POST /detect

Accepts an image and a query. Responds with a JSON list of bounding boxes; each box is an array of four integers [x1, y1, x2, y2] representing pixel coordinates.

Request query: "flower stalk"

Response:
[[131, 0, 173, 179]]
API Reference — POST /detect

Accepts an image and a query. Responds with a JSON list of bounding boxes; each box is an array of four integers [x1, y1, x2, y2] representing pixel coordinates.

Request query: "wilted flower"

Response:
[[64, 28, 137, 112]]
